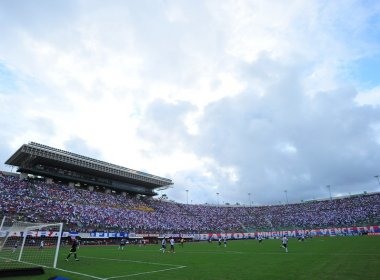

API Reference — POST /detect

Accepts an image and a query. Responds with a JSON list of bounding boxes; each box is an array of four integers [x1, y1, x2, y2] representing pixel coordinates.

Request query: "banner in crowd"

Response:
[[4, 230, 126, 238], [157, 233, 194, 238], [6, 230, 71, 238], [129, 233, 159, 238], [194, 225, 380, 240], [88, 232, 128, 238], [5, 225, 379, 239]]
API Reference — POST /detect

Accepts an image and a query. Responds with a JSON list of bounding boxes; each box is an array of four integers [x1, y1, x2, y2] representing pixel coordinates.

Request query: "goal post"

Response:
[[0, 217, 63, 276], [17, 222, 64, 268]]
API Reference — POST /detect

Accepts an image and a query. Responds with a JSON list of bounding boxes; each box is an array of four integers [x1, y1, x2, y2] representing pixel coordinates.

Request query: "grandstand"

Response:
[[0, 174, 378, 233], [5, 142, 173, 196], [1, 142, 379, 235], [1, 171, 379, 279]]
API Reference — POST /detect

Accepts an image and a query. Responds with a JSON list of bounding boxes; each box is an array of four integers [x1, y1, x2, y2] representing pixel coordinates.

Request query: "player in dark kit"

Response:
[[66, 238, 80, 261], [12, 241, 19, 253], [298, 234, 305, 242], [258, 236, 263, 244], [118, 239, 126, 250]]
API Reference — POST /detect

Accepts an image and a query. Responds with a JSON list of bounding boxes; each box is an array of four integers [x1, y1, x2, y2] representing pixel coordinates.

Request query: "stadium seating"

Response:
[[0, 175, 378, 233]]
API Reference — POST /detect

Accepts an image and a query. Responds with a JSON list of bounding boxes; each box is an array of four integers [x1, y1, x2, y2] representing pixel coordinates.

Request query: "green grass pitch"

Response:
[[2, 236, 379, 280]]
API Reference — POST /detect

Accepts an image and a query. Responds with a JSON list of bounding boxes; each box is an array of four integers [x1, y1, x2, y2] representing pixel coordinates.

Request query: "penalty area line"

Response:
[[54, 267, 104, 280], [0, 257, 100, 279], [0, 257, 103, 280], [103, 265, 187, 280], [79, 256, 187, 280]]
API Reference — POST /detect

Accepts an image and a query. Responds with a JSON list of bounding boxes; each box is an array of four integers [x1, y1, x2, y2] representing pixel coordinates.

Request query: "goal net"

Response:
[[0, 216, 63, 274]]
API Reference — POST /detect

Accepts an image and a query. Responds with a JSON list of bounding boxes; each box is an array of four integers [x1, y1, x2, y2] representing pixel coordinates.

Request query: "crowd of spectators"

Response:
[[0, 174, 378, 233]]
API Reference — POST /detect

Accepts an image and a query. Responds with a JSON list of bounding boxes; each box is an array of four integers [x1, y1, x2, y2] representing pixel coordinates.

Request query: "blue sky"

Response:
[[1, 0, 380, 205]]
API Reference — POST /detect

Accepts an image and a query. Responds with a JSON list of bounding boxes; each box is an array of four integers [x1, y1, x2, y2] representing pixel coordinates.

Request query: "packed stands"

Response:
[[0, 175, 379, 233]]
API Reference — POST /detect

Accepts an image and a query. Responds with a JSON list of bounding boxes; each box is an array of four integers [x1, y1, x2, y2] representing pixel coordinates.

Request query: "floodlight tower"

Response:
[[327, 185, 332, 200], [284, 190, 288, 204], [375, 175, 380, 186]]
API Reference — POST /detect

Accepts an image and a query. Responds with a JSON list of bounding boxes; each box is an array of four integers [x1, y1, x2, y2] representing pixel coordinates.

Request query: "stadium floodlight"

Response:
[[375, 175, 380, 186], [186, 189, 189, 204], [327, 185, 332, 200], [0, 216, 63, 277], [248, 193, 251, 206], [284, 190, 288, 204]]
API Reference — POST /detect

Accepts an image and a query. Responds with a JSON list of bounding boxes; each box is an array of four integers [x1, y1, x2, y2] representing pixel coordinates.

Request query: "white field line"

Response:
[[1, 256, 101, 280], [0, 256, 17, 262], [81, 255, 185, 267], [0, 256, 50, 268], [2, 254, 186, 279], [80, 255, 186, 280], [103, 266, 187, 280], [54, 267, 104, 280]]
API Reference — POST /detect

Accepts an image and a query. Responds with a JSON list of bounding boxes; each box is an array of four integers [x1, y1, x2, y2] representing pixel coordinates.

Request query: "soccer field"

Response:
[[2, 236, 379, 280]]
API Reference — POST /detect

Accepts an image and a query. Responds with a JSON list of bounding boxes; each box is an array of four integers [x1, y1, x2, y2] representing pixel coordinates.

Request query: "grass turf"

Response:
[[1, 236, 379, 280]]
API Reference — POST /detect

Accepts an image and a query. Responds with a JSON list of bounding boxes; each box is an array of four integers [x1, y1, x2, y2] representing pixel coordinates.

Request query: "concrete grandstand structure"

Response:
[[5, 142, 173, 196], [1, 143, 378, 235]]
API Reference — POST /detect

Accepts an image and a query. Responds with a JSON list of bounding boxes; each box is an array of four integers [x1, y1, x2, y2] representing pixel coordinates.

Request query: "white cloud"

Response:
[[356, 85, 380, 106], [0, 0, 380, 205], [276, 142, 298, 155]]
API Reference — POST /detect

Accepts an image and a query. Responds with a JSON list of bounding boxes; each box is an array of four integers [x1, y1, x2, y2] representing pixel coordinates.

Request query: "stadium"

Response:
[[0, 142, 379, 279], [3, 0, 380, 278]]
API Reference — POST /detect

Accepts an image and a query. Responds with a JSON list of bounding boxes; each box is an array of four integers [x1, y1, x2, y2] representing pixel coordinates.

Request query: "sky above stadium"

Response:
[[1, 0, 380, 206]]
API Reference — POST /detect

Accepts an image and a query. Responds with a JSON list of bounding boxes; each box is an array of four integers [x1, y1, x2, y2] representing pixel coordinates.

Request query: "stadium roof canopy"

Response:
[[5, 142, 173, 196]]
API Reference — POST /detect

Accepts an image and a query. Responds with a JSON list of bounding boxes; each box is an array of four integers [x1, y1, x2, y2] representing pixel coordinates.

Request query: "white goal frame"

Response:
[[0, 217, 63, 270], [17, 223, 64, 268]]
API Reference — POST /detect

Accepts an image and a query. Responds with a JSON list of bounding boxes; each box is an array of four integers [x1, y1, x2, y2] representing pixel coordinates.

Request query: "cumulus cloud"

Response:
[[0, 0, 380, 205]]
